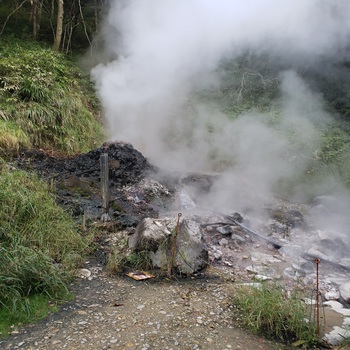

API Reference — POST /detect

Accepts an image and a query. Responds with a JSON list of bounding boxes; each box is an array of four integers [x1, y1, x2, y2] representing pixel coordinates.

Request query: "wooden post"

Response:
[[315, 258, 320, 337], [100, 153, 110, 222], [168, 213, 182, 277]]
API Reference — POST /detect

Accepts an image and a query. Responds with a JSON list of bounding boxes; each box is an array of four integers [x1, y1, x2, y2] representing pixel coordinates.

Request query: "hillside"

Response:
[[0, 37, 105, 337], [1, 2, 350, 346], [0, 38, 104, 156]]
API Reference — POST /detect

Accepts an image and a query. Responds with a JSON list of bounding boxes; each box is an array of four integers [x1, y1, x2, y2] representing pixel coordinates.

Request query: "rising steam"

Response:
[[90, 0, 350, 217]]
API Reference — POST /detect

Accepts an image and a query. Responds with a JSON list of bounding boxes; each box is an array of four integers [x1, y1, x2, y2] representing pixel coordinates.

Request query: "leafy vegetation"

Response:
[[0, 163, 92, 335], [218, 54, 281, 117], [0, 31, 104, 336], [232, 282, 319, 348], [0, 293, 65, 338], [191, 53, 350, 198], [0, 37, 104, 156], [106, 238, 152, 275]]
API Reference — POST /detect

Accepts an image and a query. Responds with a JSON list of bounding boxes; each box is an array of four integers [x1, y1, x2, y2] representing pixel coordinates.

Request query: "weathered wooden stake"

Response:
[[100, 153, 110, 222], [315, 258, 320, 337], [168, 213, 182, 277], [82, 213, 86, 232]]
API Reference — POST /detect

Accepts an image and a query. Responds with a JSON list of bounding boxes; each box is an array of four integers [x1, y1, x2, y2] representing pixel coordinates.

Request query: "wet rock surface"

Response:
[[9, 142, 350, 348]]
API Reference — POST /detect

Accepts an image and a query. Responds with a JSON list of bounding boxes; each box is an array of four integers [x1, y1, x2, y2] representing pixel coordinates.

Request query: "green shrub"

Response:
[[0, 164, 92, 314], [106, 238, 152, 275], [0, 38, 104, 155], [0, 293, 66, 338], [231, 282, 318, 347]]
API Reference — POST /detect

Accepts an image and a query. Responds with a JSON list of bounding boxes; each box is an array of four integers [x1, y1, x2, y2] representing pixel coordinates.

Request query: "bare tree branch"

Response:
[[78, 0, 91, 46], [0, 0, 28, 36]]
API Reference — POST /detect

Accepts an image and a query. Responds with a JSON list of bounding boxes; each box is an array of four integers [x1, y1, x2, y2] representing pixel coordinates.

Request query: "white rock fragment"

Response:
[[250, 252, 282, 263], [254, 275, 272, 281], [323, 301, 350, 316], [212, 248, 223, 260], [74, 269, 92, 279], [339, 282, 350, 303], [246, 265, 277, 277], [324, 290, 340, 301], [219, 238, 229, 246], [324, 326, 350, 346]]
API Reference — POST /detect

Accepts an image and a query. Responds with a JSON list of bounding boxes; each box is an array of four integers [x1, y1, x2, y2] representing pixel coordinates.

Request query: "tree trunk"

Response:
[[53, 0, 63, 51], [32, 0, 43, 40], [94, 0, 98, 31]]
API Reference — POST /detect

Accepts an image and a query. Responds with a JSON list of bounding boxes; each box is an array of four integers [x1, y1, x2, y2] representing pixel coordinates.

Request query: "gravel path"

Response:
[[0, 265, 288, 350]]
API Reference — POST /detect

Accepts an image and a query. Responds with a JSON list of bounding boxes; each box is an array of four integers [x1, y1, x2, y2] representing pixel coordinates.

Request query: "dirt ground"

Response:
[[6, 144, 347, 350], [0, 260, 290, 350]]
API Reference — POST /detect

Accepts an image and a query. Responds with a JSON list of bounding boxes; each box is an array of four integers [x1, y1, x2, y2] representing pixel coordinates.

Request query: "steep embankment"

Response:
[[0, 38, 105, 336], [0, 38, 104, 156]]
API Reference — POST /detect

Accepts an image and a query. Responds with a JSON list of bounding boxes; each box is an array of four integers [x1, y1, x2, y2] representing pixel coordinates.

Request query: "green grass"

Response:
[[0, 37, 104, 155], [0, 37, 103, 337], [106, 238, 152, 275], [0, 293, 72, 338], [338, 332, 350, 349], [0, 163, 92, 326], [231, 282, 319, 348]]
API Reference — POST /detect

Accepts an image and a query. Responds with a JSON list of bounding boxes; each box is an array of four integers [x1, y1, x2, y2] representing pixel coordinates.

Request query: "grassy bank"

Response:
[[0, 37, 103, 336], [0, 37, 104, 156], [0, 163, 92, 337], [232, 282, 319, 348]]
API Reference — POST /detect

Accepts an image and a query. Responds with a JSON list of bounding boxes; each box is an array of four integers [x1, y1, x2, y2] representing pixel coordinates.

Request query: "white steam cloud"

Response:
[[90, 0, 350, 218]]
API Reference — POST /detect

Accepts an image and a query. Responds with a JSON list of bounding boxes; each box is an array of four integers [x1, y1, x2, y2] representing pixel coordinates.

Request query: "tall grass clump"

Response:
[[106, 236, 152, 275], [232, 282, 319, 348], [0, 37, 104, 155], [0, 164, 92, 315]]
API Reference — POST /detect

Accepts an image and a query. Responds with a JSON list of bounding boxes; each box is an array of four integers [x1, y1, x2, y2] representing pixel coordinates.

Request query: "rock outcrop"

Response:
[[128, 217, 208, 274]]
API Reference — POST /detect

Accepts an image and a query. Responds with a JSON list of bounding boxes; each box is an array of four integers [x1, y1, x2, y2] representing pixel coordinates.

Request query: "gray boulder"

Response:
[[128, 217, 208, 274], [128, 217, 173, 252]]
